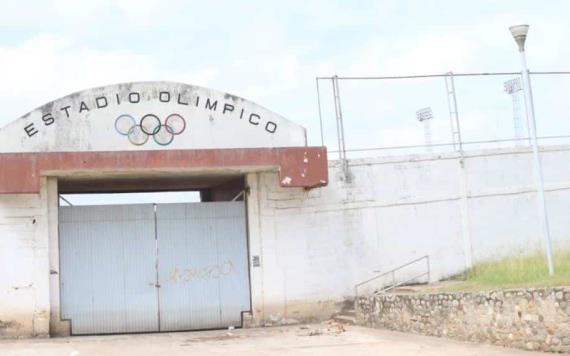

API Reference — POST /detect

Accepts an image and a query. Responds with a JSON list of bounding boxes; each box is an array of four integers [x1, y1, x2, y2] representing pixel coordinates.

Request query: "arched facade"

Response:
[[0, 82, 328, 337]]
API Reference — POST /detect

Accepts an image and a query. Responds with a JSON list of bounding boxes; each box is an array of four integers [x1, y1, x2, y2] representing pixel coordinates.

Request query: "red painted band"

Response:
[[0, 147, 328, 193]]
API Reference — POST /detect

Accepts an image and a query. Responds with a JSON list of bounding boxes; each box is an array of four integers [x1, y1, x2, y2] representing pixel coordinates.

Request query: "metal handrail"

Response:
[[380, 271, 429, 294], [354, 255, 430, 301]]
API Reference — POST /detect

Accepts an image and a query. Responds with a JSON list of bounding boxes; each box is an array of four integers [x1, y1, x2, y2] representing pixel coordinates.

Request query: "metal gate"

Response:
[[59, 201, 250, 335]]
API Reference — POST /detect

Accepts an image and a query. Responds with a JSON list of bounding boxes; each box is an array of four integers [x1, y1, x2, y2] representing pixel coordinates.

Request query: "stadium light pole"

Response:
[[416, 107, 434, 152], [509, 24, 554, 275]]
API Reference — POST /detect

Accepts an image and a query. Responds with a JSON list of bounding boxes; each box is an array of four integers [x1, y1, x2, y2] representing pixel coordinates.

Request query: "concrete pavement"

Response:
[[0, 324, 550, 356]]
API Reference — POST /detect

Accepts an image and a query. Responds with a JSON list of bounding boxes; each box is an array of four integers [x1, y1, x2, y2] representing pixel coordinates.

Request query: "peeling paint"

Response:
[[0, 147, 328, 193]]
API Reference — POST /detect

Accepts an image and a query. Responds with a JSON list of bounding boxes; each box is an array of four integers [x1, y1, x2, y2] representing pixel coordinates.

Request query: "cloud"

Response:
[[0, 33, 222, 126], [1, 0, 569, 152], [384, 35, 477, 73], [0, 35, 144, 123]]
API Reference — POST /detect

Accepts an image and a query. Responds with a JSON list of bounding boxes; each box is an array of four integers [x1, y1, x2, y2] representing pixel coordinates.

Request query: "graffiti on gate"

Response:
[[168, 260, 236, 283]]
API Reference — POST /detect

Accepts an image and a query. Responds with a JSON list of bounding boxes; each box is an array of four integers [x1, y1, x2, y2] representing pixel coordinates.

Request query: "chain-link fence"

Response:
[[315, 72, 570, 159]]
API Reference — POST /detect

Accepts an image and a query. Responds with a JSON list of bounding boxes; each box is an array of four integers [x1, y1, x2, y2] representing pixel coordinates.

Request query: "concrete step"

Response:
[[333, 314, 356, 325]]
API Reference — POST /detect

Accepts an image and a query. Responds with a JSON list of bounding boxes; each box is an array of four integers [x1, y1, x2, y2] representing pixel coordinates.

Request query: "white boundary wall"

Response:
[[2, 145, 570, 335], [246, 145, 570, 324]]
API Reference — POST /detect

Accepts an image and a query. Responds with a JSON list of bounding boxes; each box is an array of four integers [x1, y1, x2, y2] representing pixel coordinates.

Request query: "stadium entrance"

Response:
[[0, 81, 327, 337], [59, 200, 250, 335]]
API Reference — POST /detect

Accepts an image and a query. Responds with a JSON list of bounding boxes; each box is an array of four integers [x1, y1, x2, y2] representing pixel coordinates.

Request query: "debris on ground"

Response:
[[308, 329, 323, 336], [325, 320, 346, 334], [297, 321, 346, 337]]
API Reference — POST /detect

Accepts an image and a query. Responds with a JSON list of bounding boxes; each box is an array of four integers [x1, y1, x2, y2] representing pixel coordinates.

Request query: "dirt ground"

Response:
[[0, 324, 549, 356]]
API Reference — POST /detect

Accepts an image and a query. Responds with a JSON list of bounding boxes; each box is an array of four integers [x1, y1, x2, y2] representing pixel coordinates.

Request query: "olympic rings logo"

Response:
[[114, 113, 186, 146]]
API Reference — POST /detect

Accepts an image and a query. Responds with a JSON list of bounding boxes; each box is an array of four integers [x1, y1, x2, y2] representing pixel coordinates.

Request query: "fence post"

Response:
[[331, 75, 351, 182], [444, 72, 463, 152]]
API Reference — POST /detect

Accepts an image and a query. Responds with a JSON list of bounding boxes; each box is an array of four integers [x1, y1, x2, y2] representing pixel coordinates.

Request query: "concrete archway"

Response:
[[0, 82, 327, 337]]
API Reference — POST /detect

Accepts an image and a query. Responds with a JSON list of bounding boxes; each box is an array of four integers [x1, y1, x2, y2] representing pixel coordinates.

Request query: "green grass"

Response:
[[446, 250, 570, 291]]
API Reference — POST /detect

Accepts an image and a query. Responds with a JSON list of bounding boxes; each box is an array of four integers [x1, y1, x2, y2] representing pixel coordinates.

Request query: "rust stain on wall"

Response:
[[0, 147, 328, 193]]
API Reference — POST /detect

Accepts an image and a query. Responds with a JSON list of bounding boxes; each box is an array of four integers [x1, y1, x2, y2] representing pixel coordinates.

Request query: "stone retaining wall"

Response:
[[356, 287, 570, 353]]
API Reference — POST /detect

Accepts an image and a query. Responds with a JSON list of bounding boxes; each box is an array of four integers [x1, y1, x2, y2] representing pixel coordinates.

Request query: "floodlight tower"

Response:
[[503, 78, 527, 146], [416, 107, 434, 152], [509, 24, 554, 275]]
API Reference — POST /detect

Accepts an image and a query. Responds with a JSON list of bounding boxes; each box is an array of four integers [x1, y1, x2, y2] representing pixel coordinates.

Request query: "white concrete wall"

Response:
[[2, 145, 570, 335], [247, 145, 570, 324], [0, 180, 49, 337]]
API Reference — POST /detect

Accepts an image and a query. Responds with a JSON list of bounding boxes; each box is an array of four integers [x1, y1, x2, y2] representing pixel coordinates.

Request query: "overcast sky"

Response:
[[1, 0, 569, 154]]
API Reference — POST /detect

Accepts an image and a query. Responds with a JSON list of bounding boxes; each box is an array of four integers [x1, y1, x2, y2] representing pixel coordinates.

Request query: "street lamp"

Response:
[[509, 24, 555, 275]]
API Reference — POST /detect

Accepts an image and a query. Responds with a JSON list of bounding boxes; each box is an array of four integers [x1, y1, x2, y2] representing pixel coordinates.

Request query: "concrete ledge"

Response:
[[356, 287, 570, 353], [0, 147, 328, 193]]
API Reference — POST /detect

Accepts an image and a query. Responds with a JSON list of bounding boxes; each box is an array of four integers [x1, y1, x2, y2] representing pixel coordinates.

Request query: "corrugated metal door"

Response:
[[59, 201, 250, 335], [59, 205, 159, 335], [156, 202, 251, 331]]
